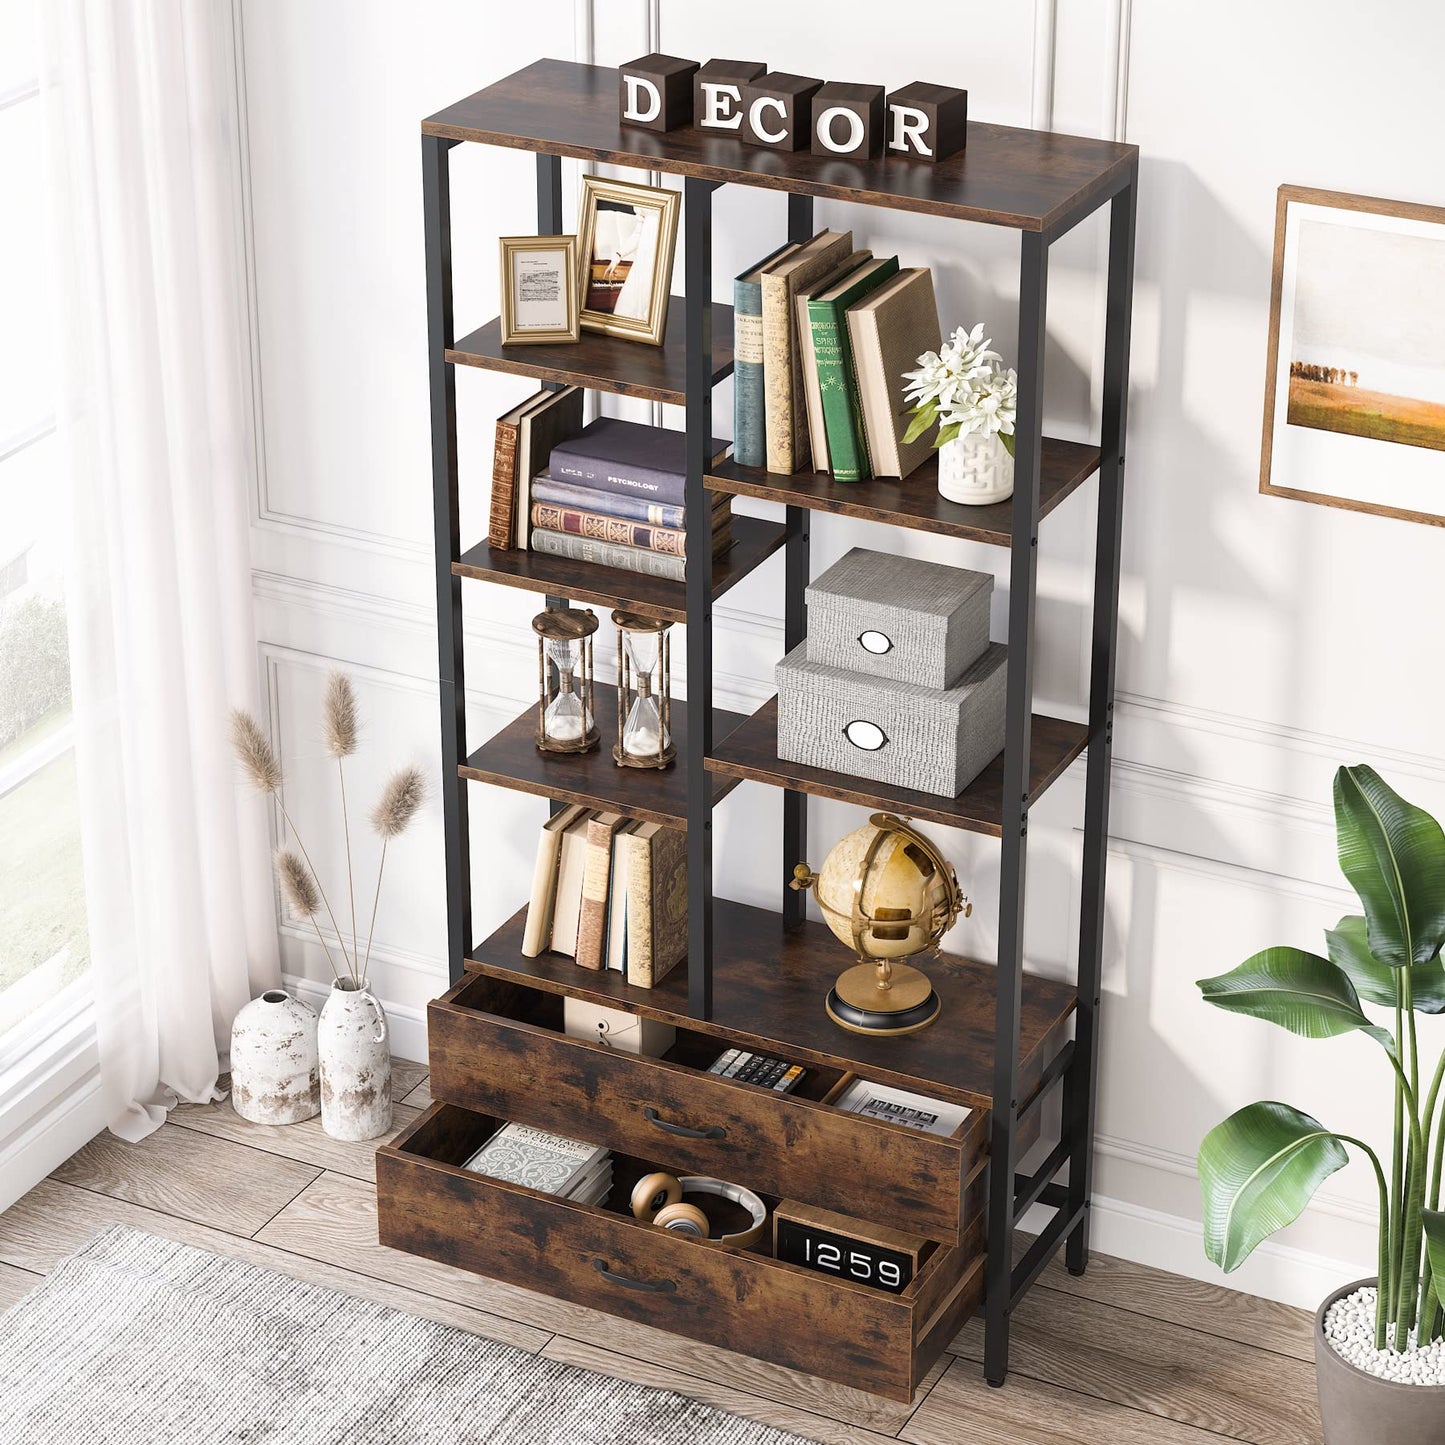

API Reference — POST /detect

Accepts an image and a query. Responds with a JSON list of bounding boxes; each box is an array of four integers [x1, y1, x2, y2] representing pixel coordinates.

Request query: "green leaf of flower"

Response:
[[1326, 914, 1445, 1014]]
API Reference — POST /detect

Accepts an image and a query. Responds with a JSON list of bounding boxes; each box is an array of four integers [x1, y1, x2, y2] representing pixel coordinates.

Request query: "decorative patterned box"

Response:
[[805, 547, 993, 691], [776, 640, 1007, 797]]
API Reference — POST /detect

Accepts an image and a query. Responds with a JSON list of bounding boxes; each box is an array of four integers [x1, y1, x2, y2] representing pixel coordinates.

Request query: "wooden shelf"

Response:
[[707, 699, 1088, 834], [707, 439, 1100, 545], [424, 60, 1138, 234], [462, 683, 747, 828], [453, 515, 786, 624], [449, 304, 733, 407], [466, 898, 1076, 1110]]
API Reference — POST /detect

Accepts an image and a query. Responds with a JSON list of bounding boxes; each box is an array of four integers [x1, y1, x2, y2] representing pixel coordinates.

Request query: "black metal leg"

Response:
[[1065, 170, 1138, 1277], [985, 228, 1049, 1388], [537, 152, 562, 234], [684, 178, 717, 1020], [787, 193, 814, 243], [423, 134, 470, 987]]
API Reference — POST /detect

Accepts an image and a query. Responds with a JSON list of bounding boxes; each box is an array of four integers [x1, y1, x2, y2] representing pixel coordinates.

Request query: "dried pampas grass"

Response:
[[276, 848, 321, 916], [371, 767, 427, 839], [323, 672, 359, 759], [230, 709, 282, 795]]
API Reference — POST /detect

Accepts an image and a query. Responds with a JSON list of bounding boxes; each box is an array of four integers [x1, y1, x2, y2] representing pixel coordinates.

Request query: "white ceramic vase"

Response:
[[937, 430, 1014, 506], [230, 989, 320, 1125], [317, 979, 393, 1141]]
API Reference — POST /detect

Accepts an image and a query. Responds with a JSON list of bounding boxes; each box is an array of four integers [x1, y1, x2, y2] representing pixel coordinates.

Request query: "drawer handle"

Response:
[[858, 629, 893, 655], [842, 719, 889, 751], [644, 1106, 726, 1140], [594, 1259, 677, 1294]]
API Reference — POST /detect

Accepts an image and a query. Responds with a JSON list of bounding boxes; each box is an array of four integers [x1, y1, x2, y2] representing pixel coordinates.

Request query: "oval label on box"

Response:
[[857, 629, 893, 655], [843, 719, 889, 751]]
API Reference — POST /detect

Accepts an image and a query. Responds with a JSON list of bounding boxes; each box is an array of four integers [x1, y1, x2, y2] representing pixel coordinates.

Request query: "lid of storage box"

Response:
[[776, 639, 1006, 714], [806, 547, 992, 616]]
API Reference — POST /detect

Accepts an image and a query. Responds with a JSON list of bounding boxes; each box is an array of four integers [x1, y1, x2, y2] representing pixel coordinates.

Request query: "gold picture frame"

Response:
[[498, 234, 580, 346], [577, 176, 679, 346]]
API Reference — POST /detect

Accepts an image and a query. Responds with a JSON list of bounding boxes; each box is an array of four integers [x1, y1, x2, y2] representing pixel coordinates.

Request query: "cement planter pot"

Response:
[[229, 989, 320, 1125], [317, 979, 392, 1141], [1315, 1279, 1445, 1443]]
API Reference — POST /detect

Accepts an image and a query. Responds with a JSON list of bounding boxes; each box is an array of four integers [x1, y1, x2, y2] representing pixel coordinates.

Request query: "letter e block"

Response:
[[811, 82, 885, 159], [741, 72, 823, 151], [886, 82, 968, 163], [619, 54, 700, 132], [694, 60, 767, 133]]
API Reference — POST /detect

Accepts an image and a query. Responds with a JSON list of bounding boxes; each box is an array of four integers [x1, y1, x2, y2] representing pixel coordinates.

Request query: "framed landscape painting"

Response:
[[1261, 186, 1445, 525]]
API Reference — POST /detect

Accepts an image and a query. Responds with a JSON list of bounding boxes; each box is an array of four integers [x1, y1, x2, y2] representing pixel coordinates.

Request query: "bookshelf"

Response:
[[377, 58, 1138, 1400]]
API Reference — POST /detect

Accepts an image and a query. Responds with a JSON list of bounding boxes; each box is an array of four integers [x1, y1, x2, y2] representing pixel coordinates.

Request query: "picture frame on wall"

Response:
[[498, 234, 580, 346], [576, 175, 680, 345], [1261, 186, 1445, 525]]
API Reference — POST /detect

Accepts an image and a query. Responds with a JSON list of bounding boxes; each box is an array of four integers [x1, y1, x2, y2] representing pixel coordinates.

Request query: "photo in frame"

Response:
[[576, 176, 679, 345], [498, 234, 580, 346], [1261, 186, 1445, 525]]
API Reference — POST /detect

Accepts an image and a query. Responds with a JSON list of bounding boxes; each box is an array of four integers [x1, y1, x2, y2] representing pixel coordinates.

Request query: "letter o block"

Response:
[[619, 53, 700, 132], [885, 82, 968, 163], [810, 83, 885, 160], [694, 59, 767, 133], [741, 72, 823, 151]]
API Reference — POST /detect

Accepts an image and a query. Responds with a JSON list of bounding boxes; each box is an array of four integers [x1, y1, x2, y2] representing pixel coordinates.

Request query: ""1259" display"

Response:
[[774, 1216, 916, 1294]]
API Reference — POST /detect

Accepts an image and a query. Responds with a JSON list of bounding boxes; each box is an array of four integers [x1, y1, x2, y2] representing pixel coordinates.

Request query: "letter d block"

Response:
[[886, 82, 968, 163], [619, 54, 700, 132], [742, 73, 823, 151], [811, 83, 885, 159]]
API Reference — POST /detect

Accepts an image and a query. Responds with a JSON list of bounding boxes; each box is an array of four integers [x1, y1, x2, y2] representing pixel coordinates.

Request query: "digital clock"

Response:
[[773, 1200, 928, 1295]]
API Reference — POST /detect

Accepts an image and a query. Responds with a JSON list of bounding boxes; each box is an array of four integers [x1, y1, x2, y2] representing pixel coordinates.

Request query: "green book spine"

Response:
[[807, 258, 900, 483]]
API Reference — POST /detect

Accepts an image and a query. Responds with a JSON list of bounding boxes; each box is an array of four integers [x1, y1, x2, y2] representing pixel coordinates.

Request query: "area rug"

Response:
[[0, 1226, 819, 1444]]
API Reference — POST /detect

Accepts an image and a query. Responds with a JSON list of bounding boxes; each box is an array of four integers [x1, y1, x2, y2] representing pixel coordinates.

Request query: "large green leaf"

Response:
[[1334, 765, 1445, 968], [1200, 1102, 1349, 1272], [1425, 1210, 1445, 1311], [1197, 947, 1394, 1049], [1326, 914, 1445, 1014]]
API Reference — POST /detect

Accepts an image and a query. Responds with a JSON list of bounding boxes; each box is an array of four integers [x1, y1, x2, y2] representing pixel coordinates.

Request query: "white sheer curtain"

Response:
[[42, 0, 279, 1139]]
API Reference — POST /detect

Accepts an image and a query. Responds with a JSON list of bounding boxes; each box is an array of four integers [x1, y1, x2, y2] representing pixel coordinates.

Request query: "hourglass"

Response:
[[532, 608, 599, 754], [611, 612, 674, 769]]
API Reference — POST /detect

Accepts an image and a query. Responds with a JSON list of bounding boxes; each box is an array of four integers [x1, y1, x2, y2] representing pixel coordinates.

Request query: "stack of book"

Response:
[[521, 803, 687, 988], [462, 1122, 612, 1205], [734, 231, 943, 484]]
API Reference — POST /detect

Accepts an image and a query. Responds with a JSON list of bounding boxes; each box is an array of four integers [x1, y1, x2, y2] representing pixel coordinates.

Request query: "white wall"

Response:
[[236, 0, 1445, 1310]]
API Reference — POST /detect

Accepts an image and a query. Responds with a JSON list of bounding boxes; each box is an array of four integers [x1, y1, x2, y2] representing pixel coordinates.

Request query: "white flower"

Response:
[[902, 322, 1017, 447]]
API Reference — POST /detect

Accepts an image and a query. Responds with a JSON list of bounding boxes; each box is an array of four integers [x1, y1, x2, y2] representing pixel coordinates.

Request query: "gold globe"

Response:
[[791, 814, 970, 1037]]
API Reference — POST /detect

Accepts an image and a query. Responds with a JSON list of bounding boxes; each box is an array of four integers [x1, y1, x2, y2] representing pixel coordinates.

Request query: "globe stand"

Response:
[[825, 959, 941, 1037]]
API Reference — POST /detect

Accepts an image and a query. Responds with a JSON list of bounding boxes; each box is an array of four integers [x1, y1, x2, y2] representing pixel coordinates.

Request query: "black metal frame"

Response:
[[422, 118, 1138, 1385]]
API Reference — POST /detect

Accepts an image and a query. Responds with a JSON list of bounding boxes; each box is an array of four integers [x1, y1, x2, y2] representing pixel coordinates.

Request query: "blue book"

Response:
[[733, 242, 800, 469]]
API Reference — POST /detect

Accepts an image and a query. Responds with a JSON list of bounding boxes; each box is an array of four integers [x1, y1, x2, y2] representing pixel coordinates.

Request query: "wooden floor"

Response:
[[0, 1061, 1323, 1444]]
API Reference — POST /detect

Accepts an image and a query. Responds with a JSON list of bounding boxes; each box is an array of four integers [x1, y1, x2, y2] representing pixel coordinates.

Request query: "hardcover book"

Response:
[[576, 811, 625, 971], [618, 821, 688, 988], [530, 528, 687, 582], [521, 802, 589, 958], [807, 255, 901, 482], [546, 809, 595, 958], [529, 503, 731, 559], [606, 821, 640, 972], [462, 1122, 608, 1196], [488, 390, 550, 549], [845, 268, 942, 480], [761, 230, 854, 473], [732, 241, 799, 468], [514, 385, 584, 548], [833, 1078, 971, 1138], [532, 475, 731, 531], [794, 252, 873, 475], [549, 418, 728, 509]]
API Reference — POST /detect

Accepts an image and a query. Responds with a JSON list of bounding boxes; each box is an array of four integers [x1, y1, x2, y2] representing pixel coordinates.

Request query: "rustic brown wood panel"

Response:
[[460, 683, 747, 826], [428, 972, 988, 1242], [707, 699, 1089, 835], [449, 304, 733, 406], [707, 439, 1100, 544], [454, 513, 786, 625], [467, 898, 1076, 1110], [423, 61, 1138, 233]]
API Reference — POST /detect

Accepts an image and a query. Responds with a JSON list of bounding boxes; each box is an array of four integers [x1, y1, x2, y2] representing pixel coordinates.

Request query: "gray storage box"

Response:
[[776, 640, 1008, 798], [806, 547, 993, 691]]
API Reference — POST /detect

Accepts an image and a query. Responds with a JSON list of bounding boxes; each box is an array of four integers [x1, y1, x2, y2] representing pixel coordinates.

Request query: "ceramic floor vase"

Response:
[[1314, 1277, 1445, 1443], [317, 980, 393, 1141], [936, 430, 1014, 506], [229, 989, 320, 1125]]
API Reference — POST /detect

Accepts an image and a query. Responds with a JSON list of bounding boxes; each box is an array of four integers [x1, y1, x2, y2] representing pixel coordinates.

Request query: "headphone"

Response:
[[629, 1172, 767, 1249]]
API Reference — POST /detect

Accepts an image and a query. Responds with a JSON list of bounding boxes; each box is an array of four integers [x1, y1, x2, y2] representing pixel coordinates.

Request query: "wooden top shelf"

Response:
[[424, 61, 1138, 232], [454, 514, 786, 624], [467, 898, 1076, 1109], [707, 698, 1088, 834], [707, 438, 1100, 544], [450, 303, 733, 407]]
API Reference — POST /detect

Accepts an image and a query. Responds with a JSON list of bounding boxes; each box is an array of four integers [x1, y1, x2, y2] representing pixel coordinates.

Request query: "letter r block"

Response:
[[619, 54, 700, 132], [885, 82, 968, 163]]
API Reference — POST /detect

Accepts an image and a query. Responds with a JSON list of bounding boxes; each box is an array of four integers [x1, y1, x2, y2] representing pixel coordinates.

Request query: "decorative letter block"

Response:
[[694, 59, 767, 133], [885, 82, 968, 163], [810, 82, 885, 159], [742, 72, 823, 151], [619, 54, 700, 132]]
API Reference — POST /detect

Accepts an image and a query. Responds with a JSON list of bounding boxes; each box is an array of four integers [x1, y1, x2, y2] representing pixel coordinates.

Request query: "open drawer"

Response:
[[376, 1102, 983, 1402], [428, 971, 1007, 1244]]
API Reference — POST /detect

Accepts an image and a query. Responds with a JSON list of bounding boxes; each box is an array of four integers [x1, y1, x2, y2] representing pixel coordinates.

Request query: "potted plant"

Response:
[[901, 323, 1018, 506], [1197, 764, 1445, 1442]]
